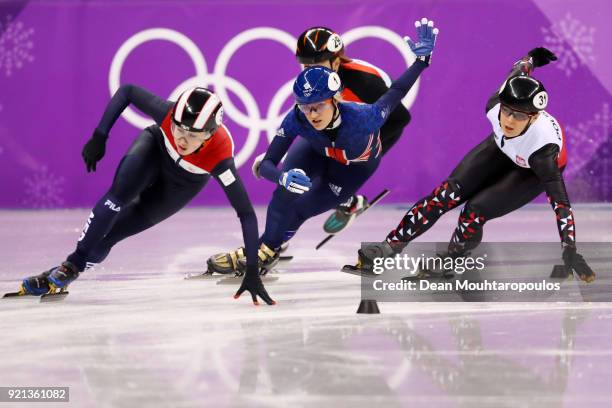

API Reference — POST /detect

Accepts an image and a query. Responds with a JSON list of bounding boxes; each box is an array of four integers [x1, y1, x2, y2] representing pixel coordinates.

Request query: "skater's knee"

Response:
[[424, 178, 464, 213]]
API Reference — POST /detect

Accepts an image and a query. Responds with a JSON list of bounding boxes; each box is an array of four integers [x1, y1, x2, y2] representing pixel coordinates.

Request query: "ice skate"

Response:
[[4, 262, 77, 302], [185, 247, 246, 280], [323, 195, 368, 234], [217, 243, 281, 285]]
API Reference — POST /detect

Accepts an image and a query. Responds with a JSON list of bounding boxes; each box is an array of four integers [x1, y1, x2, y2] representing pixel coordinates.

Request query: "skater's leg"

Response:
[[386, 134, 513, 244], [265, 158, 379, 248], [260, 140, 326, 248], [448, 166, 544, 253], [66, 131, 160, 271], [85, 173, 208, 265]]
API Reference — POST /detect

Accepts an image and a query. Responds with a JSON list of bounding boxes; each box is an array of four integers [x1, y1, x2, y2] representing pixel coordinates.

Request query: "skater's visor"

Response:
[[297, 100, 334, 114], [171, 122, 213, 141], [500, 104, 535, 121]]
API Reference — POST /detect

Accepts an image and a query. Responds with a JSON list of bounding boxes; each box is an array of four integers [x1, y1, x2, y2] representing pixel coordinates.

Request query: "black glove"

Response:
[[234, 269, 276, 305], [528, 47, 558, 67], [82, 129, 108, 172], [562, 246, 595, 283]]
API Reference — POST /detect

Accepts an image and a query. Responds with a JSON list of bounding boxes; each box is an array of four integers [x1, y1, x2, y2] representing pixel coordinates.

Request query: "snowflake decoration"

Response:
[[565, 103, 610, 177], [0, 14, 35, 77], [541, 13, 595, 76], [22, 166, 66, 208]]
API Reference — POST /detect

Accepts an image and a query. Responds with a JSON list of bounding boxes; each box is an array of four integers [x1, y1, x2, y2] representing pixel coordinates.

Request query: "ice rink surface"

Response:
[[1, 204, 612, 408]]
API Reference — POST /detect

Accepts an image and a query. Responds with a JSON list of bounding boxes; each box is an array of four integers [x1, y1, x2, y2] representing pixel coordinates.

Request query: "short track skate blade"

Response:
[[184, 272, 221, 280], [216, 275, 280, 285], [341, 264, 375, 277], [40, 291, 69, 303], [3, 291, 33, 299], [279, 255, 293, 262]]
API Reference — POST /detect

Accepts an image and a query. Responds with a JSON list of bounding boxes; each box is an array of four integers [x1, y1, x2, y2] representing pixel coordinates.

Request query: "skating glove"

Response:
[[279, 168, 311, 194], [562, 245, 596, 283], [82, 129, 108, 172], [405, 18, 439, 65], [528, 47, 558, 68], [234, 272, 276, 306]]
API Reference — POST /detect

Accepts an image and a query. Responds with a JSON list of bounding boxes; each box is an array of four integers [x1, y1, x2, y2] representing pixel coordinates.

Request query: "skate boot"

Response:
[[342, 241, 405, 276], [324, 195, 368, 234], [238, 243, 280, 276], [47, 261, 80, 293], [17, 267, 55, 296], [206, 247, 245, 276], [410, 243, 472, 280], [4, 262, 78, 301]]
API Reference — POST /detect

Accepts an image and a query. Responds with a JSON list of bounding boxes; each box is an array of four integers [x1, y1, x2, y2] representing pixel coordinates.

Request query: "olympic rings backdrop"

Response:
[[1, 0, 611, 208]]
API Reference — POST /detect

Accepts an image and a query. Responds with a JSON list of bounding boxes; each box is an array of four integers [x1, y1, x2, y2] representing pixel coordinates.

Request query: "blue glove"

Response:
[[405, 17, 439, 65], [279, 168, 311, 194]]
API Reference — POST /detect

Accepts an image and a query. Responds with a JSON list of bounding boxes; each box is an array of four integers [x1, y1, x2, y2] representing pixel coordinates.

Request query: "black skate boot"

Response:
[[47, 261, 80, 295], [323, 195, 368, 234], [342, 240, 405, 277]]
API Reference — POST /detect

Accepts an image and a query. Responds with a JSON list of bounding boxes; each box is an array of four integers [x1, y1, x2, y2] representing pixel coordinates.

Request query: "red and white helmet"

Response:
[[172, 87, 224, 134]]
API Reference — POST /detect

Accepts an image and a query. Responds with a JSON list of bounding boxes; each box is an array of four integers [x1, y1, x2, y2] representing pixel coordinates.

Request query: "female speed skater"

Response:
[[10, 85, 275, 305], [295, 26, 413, 233], [206, 18, 440, 275], [355, 47, 595, 282]]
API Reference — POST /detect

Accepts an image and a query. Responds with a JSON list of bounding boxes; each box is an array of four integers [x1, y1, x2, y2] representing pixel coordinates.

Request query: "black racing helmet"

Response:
[[296, 27, 344, 64], [172, 87, 224, 134], [499, 75, 548, 113]]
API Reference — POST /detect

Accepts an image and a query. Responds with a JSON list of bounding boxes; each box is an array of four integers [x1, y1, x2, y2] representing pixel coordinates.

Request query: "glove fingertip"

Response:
[[433, 28, 439, 35]]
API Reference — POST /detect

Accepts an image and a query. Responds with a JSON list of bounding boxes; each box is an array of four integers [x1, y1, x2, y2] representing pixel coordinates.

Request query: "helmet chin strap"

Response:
[[325, 102, 342, 130]]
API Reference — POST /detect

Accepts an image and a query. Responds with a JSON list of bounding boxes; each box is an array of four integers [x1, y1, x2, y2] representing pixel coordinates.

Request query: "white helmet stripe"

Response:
[[193, 93, 220, 130], [174, 88, 195, 123]]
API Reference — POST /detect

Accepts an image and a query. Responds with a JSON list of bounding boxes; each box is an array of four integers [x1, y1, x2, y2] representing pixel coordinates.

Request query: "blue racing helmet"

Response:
[[293, 66, 342, 105]]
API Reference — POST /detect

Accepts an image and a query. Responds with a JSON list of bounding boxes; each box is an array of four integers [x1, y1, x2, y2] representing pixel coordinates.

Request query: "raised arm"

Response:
[[342, 67, 412, 153], [371, 18, 438, 130], [97, 84, 172, 134], [486, 47, 558, 112]]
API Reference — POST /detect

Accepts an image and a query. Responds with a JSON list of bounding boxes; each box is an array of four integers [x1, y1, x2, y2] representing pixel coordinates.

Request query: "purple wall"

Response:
[[1, 0, 611, 208]]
